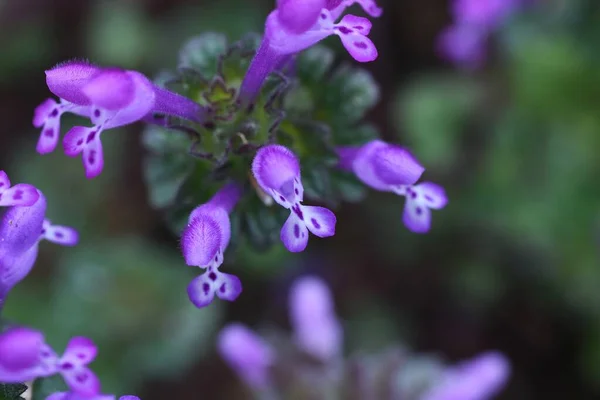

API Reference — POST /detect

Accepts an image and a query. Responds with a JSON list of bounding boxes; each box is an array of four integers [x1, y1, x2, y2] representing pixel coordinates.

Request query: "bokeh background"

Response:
[[1, 0, 599, 398]]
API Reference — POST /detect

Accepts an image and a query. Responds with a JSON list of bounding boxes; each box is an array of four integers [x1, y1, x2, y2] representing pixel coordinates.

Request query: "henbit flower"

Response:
[[327, 0, 382, 21], [34, 61, 207, 178], [217, 323, 275, 389], [238, 0, 379, 103], [47, 393, 140, 400], [0, 187, 78, 304], [0, 171, 39, 207], [181, 183, 243, 308], [338, 140, 447, 233], [289, 276, 342, 361], [0, 328, 101, 397], [421, 351, 510, 400], [251, 145, 337, 252]]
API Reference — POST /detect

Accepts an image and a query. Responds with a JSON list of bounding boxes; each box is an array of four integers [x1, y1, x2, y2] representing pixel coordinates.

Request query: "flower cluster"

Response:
[[437, 0, 526, 68], [217, 275, 509, 399], [0, 327, 139, 399]]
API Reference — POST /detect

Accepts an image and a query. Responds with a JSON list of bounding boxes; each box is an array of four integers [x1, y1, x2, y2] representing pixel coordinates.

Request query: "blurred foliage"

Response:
[[0, 384, 26, 400]]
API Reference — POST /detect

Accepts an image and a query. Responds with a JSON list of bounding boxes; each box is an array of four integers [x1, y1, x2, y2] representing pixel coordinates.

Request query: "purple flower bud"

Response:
[[289, 276, 342, 360], [239, 0, 381, 103], [218, 323, 274, 389], [35, 60, 207, 178], [0, 327, 44, 371], [339, 140, 447, 233], [181, 184, 243, 308], [422, 351, 510, 400], [0, 182, 78, 303], [252, 145, 336, 252]]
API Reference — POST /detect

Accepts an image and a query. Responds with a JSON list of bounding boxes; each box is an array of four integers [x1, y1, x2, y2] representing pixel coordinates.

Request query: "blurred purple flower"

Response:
[[0, 328, 100, 397], [437, 0, 524, 68], [0, 173, 77, 305], [421, 351, 510, 400], [289, 276, 342, 361], [34, 60, 207, 178], [252, 145, 336, 252], [47, 393, 140, 400], [181, 183, 243, 308], [238, 0, 381, 103], [338, 140, 447, 233], [217, 323, 275, 389]]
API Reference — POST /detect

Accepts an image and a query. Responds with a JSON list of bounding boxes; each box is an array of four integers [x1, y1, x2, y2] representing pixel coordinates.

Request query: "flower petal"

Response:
[[217, 323, 274, 389], [42, 220, 79, 246], [280, 212, 309, 252], [277, 0, 326, 33], [372, 144, 424, 186], [351, 140, 390, 190], [300, 205, 336, 238], [402, 198, 432, 234], [0, 245, 40, 302], [63, 126, 105, 179], [252, 145, 301, 194], [338, 14, 372, 35], [187, 273, 216, 308], [0, 327, 44, 371], [82, 68, 136, 111], [62, 337, 98, 365], [0, 184, 40, 207], [336, 146, 360, 171], [214, 271, 243, 302], [356, 0, 383, 17], [0, 171, 9, 191], [337, 30, 378, 62], [45, 61, 100, 105], [33, 98, 58, 128], [415, 182, 448, 210], [181, 213, 222, 267], [103, 71, 156, 129], [61, 367, 101, 397], [0, 190, 46, 254]]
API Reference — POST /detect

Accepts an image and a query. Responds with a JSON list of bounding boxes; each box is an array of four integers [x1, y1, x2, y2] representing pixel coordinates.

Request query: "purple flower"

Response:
[[339, 140, 447, 233], [0, 328, 100, 397], [0, 171, 39, 207], [34, 60, 207, 178], [437, 0, 524, 68], [47, 393, 140, 400], [181, 183, 243, 308], [217, 323, 275, 389], [421, 351, 510, 400], [0, 174, 78, 304], [289, 276, 342, 361], [238, 0, 380, 103], [252, 145, 337, 252]]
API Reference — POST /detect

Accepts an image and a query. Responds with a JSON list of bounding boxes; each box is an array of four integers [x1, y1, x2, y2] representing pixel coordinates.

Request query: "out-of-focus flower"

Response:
[[238, 0, 381, 103], [252, 145, 336, 252], [421, 351, 510, 400], [217, 323, 275, 389], [338, 140, 447, 233], [181, 183, 243, 308], [0, 328, 100, 397], [289, 276, 342, 361], [47, 393, 140, 400], [34, 61, 207, 178], [0, 173, 77, 304]]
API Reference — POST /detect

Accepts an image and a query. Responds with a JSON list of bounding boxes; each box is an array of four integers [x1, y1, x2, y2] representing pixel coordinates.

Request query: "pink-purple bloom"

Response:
[[34, 61, 207, 178], [422, 351, 510, 400], [0, 172, 77, 305], [47, 393, 140, 400], [238, 0, 381, 103], [0, 328, 100, 397], [289, 276, 342, 361], [217, 323, 275, 389], [181, 183, 243, 308], [338, 140, 447, 233], [437, 0, 524, 69], [252, 145, 336, 252]]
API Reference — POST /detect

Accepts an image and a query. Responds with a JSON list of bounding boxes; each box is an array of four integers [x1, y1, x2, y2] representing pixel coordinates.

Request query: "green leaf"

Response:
[[0, 383, 27, 400], [32, 375, 67, 400], [295, 45, 335, 84], [178, 33, 229, 79]]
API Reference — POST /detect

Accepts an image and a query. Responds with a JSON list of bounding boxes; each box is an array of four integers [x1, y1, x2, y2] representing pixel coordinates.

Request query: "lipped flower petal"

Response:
[[214, 271, 243, 302], [336, 30, 378, 62], [61, 367, 101, 397], [252, 145, 301, 196], [0, 189, 46, 254], [181, 213, 222, 267], [63, 126, 105, 179], [415, 182, 448, 210], [280, 212, 309, 252], [403, 197, 432, 234], [351, 140, 392, 191], [61, 337, 98, 366], [338, 14, 372, 35], [187, 266, 242, 308], [278, 0, 326, 33], [45, 61, 101, 105], [371, 144, 425, 186], [0, 244, 40, 301], [300, 205, 336, 238], [42, 220, 79, 246], [0, 172, 40, 207], [0, 327, 44, 371], [81, 69, 136, 111], [187, 272, 216, 308], [101, 71, 156, 129], [218, 323, 274, 389]]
